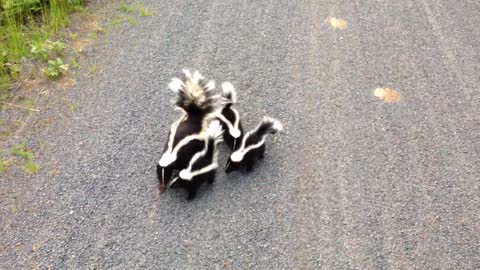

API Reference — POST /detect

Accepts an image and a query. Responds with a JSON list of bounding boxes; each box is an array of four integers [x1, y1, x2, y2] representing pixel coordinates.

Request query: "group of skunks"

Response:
[[156, 70, 283, 200]]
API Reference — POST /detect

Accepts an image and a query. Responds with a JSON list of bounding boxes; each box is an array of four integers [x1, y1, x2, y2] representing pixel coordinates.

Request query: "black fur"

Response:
[[225, 117, 282, 174], [169, 123, 222, 200], [219, 104, 244, 150], [157, 70, 218, 189], [217, 82, 244, 150]]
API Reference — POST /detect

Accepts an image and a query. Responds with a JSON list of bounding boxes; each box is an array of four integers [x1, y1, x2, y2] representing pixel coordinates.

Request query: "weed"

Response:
[[43, 58, 69, 79], [30, 39, 65, 61], [70, 59, 80, 69], [87, 64, 98, 75], [127, 16, 136, 26], [69, 32, 79, 40], [9, 205, 18, 214], [0, 158, 9, 174], [111, 17, 122, 27], [38, 139, 46, 151], [29, 40, 49, 61], [46, 40, 66, 54], [0, 0, 84, 94], [118, 4, 135, 14], [11, 144, 34, 160], [137, 4, 153, 17], [20, 98, 35, 108], [0, 76, 12, 100], [67, 102, 79, 112], [25, 160, 40, 174], [10, 143, 40, 174]]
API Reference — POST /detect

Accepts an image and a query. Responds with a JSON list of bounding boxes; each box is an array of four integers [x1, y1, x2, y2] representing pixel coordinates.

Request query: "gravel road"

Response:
[[1, 0, 479, 269]]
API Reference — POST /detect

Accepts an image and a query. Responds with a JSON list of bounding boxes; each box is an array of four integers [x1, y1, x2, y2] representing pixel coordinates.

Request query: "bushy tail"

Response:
[[221, 82, 237, 105], [206, 120, 224, 144], [255, 116, 283, 136], [168, 70, 217, 115]]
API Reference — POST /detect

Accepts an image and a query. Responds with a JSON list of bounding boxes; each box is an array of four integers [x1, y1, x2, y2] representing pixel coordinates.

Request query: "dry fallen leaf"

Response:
[[325, 16, 348, 30], [57, 77, 76, 89], [374, 87, 401, 103], [32, 242, 42, 252]]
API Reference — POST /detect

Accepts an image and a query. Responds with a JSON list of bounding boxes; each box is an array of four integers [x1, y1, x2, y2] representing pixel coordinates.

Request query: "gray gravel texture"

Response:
[[1, 0, 480, 269]]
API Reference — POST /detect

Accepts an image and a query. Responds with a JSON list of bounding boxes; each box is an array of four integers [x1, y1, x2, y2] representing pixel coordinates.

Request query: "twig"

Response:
[[1, 101, 40, 112]]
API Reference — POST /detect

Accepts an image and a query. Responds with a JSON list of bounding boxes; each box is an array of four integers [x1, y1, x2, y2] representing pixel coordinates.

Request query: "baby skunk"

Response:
[[157, 70, 218, 192], [215, 82, 244, 150], [168, 120, 223, 200], [225, 116, 283, 173]]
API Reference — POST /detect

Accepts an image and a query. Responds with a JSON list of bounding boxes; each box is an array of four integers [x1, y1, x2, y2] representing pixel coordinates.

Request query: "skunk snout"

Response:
[[156, 164, 174, 186]]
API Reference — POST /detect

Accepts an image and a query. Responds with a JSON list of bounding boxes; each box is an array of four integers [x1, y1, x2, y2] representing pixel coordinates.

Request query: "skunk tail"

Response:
[[221, 82, 237, 105], [168, 70, 217, 115], [206, 120, 224, 145], [255, 116, 283, 137]]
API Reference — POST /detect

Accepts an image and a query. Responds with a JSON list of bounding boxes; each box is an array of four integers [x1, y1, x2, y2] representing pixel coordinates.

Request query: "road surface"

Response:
[[1, 0, 479, 269]]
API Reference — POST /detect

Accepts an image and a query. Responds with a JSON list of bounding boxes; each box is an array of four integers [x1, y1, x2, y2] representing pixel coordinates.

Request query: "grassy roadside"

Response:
[[0, 0, 84, 100], [0, 0, 154, 177]]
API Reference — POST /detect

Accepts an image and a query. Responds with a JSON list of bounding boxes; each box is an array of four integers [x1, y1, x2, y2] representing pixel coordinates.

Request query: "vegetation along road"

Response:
[[1, 0, 479, 269]]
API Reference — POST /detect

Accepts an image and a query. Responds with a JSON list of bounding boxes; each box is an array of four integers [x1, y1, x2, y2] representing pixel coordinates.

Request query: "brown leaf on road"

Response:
[[374, 87, 401, 103], [325, 16, 348, 30]]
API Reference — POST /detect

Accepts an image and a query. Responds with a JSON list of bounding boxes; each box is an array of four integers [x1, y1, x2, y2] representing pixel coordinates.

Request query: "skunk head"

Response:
[[156, 163, 174, 191]]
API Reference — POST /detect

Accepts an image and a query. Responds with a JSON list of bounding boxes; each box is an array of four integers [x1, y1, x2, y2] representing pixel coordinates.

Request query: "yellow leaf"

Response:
[[325, 16, 348, 30], [374, 87, 401, 103]]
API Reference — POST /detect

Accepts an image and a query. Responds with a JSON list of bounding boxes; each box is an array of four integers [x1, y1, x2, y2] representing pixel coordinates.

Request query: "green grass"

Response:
[[127, 16, 136, 26], [10, 143, 40, 174], [137, 4, 152, 17], [118, 3, 135, 14], [43, 57, 69, 79], [67, 101, 79, 112], [0, 0, 84, 96], [0, 158, 8, 173], [87, 64, 98, 75], [24, 159, 40, 174], [11, 144, 34, 160]]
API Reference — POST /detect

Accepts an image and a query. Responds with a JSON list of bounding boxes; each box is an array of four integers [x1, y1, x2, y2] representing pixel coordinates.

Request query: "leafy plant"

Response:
[[45, 40, 65, 54], [29, 40, 49, 61], [3, 62, 21, 78], [30, 39, 65, 61], [1, 0, 84, 97], [43, 58, 69, 79]]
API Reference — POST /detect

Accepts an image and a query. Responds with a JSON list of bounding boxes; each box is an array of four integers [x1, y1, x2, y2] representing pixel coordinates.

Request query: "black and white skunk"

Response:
[[168, 120, 223, 200], [225, 116, 283, 173], [215, 82, 244, 150], [157, 70, 218, 192]]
